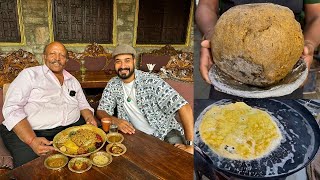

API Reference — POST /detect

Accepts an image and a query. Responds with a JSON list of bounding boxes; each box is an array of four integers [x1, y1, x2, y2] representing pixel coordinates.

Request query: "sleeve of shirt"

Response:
[[154, 77, 188, 116], [2, 69, 33, 131], [74, 79, 94, 113], [97, 80, 116, 116]]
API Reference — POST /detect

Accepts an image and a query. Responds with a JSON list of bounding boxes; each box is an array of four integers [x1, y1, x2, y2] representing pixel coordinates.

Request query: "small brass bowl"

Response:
[[44, 154, 68, 170], [68, 157, 92, 173], [106, 143, 127, 156], [106, 132, 124, 144], [90, 151, 112, 167]]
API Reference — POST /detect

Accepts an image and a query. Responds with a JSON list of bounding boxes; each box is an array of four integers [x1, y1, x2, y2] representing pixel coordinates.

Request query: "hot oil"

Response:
[[195, 99, 316, 177]]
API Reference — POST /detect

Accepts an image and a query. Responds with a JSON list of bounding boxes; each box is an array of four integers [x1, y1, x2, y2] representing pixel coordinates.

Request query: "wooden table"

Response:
[[1, 130, 193, 179], [70, 71, 117, 88]]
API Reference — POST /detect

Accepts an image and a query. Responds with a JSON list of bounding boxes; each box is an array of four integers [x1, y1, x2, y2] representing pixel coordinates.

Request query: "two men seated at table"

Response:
[[97, 44, 194, 154], [0, 42, 97, 167]]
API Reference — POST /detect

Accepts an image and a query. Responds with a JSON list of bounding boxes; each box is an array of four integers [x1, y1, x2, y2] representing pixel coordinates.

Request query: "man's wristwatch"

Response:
[[185, 140, 193, 146]]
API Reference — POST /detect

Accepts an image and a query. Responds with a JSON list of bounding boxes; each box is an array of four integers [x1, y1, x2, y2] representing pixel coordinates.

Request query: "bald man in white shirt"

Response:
[[0, 42, 96, 167]]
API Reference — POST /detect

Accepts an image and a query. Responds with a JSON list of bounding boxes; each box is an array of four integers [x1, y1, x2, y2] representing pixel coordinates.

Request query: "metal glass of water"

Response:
[[109, 124, 118, 133]]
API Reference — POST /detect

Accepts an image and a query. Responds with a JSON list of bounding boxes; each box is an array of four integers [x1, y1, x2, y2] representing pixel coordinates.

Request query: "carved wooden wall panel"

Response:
[[0, 50, 39, 87], [53, 0, 113, 44], [66, 43, 112, 72], [0, 0, 20, 42], [0, 53, 5, 74], [137, 0, 191, 44]]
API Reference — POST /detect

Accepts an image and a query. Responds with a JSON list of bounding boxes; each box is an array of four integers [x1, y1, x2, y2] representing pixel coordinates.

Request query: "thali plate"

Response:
[[53, 124, 107, 157]]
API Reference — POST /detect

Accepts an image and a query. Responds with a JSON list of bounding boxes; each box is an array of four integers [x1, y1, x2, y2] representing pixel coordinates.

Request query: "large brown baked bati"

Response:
[[211, 3, 304, 87]]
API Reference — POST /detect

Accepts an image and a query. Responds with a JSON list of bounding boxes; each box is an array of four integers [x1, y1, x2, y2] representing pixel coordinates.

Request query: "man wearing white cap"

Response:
[[97, 44, 193, 154]]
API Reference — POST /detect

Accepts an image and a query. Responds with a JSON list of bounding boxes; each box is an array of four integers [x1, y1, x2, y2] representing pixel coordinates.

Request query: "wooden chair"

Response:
[[0, 53, 5, 74], [0, 53, 6, 88], [139, 45, 182, 72], [0, 50, 39, 171], [162, 51, 194, 83], [83, 43, 112, 71], [162, 51, 194, 121], [139, 46, 194, 108], [65, 51, 82, 72], [66, 43, 113, 110], [66, 43, 112, 72], [0, 83, 13, 171], [0, 49, 39, 88]]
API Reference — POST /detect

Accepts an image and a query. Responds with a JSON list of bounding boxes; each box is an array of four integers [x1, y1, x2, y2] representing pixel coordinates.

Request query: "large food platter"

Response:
[[53, 124, 107, 157]]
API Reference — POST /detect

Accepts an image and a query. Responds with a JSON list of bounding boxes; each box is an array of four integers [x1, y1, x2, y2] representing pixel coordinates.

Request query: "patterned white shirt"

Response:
[[98, 70, 188, 140]]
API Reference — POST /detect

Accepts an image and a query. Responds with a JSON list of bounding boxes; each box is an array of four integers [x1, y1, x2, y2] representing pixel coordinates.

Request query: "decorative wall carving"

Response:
[[140, 45, 193, 82], [0, 53, 5, 73], [66, 43, 112, 72], [0, 49, 39, 87], [163, 52, 193, 82], [148, 45, 182, 56], [83, 42, 110, 57]]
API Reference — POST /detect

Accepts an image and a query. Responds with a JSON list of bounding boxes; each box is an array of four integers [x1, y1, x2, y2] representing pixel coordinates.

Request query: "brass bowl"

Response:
[[106, 143, 127, 156], [90, 151, 112, 167], [44, 154, 68, 170], [53, 124, 107, 157], [106, 132, 124, 144], [68, 157, 92, 173]]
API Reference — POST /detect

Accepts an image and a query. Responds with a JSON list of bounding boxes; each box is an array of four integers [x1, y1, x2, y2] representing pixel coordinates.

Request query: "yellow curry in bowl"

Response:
[[106, 132, 124, 144], [44, 154, 68, 170]]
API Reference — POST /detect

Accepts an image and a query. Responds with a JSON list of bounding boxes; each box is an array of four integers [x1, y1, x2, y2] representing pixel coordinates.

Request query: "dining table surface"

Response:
[[70, 71, 117, 89], [1, 129, 193, 180]]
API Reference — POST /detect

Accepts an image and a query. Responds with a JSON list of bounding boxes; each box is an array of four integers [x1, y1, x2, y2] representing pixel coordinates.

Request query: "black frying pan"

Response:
[[194, 99, 320, 179]]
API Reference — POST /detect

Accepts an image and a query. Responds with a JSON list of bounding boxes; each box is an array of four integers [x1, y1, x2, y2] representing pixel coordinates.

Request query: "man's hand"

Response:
[[200, 40, 214, 84], [301, 42, 314, 70], [29, 137, 56, 156], [113, 118, 135, 134], [174, 144, 194, 154], [85, 116, 98, 127]]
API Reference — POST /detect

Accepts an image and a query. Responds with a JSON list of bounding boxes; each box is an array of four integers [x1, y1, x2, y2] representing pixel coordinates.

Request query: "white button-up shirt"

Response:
[[2, 65, 93, 130]]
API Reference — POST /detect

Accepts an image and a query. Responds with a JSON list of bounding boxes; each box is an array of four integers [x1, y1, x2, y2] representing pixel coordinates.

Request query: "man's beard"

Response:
[[117, 68, 134, 79]]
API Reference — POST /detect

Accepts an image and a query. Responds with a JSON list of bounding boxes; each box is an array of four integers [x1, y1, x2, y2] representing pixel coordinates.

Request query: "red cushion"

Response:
[[164, 79, 194, 110], [65, 58, 80, 72], [84, 57, 107, 71], [104, 58, 115, 70], [140, 55, 170, 72], [103, 58, 115, 75]]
